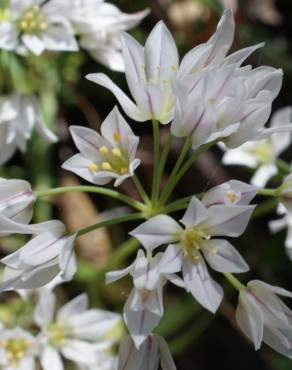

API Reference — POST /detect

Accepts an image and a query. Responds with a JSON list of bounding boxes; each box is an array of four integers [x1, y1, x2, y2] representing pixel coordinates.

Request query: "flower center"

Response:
[[87, 132, 129, 175], [180, 227, 211, 263], [225, 190, 239, 203], [48, 322, 67, 347], [0, 338, 31, 368], [18, 4, 47, 34], [246, 140, 273, 164]]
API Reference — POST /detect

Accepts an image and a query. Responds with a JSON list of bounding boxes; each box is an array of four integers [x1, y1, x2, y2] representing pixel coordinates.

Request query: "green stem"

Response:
[[257, 188, 280, 197], [35, 185, 146, 212], [151, 120, 160, 206], [152, 132, 173, 206], [223, 272, 245, 291], [159, 141, 214, 207], [252, 198, 278, 218], [158, 137, 192, 207], [132, 175, 151, 205], [76, 212, 144, 237], [162, 196, 192, 214], [276, 159, 291, 174]]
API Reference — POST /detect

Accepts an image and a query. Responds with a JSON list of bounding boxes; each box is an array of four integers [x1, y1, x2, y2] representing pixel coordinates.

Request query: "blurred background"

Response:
[[1, 0, 292, 369]]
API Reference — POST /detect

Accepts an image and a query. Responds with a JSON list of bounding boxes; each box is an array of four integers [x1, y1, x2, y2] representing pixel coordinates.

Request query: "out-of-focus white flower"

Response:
[[0, 220, 77, 291], [107, 249, 183, 349], [35, 290, 120, 370], [130, 194, 254, 313], [0, 326, 38, 370], [117, 334, 176, 370], [0, 93, 58, 164], [269, 203, 292, 261], [222, 107, 292, 186], [0, 178, 35, 226], [65, 0, 149, 71], [236, 280, 292, 358], [62, 106, 140, 187], [1, 0, 78, 55], [279, 173, 292, 212]]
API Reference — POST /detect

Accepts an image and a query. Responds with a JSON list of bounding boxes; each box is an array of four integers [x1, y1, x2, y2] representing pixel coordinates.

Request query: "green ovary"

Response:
[[180, 227, 212, 263]]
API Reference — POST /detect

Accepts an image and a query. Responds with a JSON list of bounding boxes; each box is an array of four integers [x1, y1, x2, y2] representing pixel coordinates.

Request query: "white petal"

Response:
[[129, 215, 182, 251], [34, 289, 56, 327], [180, 197, 208, 227], [202, 239, 249, 273], [154, 334, 177, 370], [41, 346, 64, 370], [57, 293, 88, 321], [86, 73, 144, 121], [236, 290, 264, 350], [158, 244, 183, 274], [106, 263, 134, 284], [203, 205, 255, 237], [182, 258, 223, 313]]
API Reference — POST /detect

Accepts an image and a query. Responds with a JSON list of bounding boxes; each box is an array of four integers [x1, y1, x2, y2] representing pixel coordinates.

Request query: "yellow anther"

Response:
[[39, 22, 47, 31], [193, 255, 200, 264], [29, 21, 36, 29], [32, 4, 40, 11], [112, 147, 122, 157], [148, 78, 156, 84], [120, 167, 128, 174], [171, 64, 177, 71], [87, 163, 99, 172], [141, 63, 145, 69], [211, 247, 217, 254], [102, 162, 112, 170], [99, 146, 109, 155], [20, 21, 28, 29], [140, 76, 145, 82], [225, 191, 238, 203], [113, 132, 121, 142], [156, 64, 161, 69]]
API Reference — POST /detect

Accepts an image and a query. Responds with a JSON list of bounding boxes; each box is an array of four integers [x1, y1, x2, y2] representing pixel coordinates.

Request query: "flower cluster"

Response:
[[0, 0, 148, 163], [0, 289, 121, 370], [1, 7, 292, 370]]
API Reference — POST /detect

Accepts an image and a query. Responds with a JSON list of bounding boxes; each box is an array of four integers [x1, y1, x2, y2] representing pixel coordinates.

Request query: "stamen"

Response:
[[120, 167, 128, 174], [141, 63, 145, 69], [99, 146, 109, 155], [171, 64, 177, 71], [225, 190, 238, 203], [102, 162, 112, 170], [87, 163, 98, 172], [112, 147, 122, 157], [113, 132, 121, 142]]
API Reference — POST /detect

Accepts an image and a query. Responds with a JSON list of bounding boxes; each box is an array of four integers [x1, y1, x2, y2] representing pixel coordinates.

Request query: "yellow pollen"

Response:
[[120, 167, 128, 174], [141, 63, 145, 69], [211, 247, 217, 254], [171, 64, 177, 71], [193, 254, 200, 264], [112, 147, 122, 157], [32, 4, 40, 11], [148, 78, 156, 84], [20, 21, 28, 29], [113, 132, 121, 142], [29, 21, 36, 28], [140, 76, 145, 81], [39, 22, 47, 30], [225, 191, 238, 203], [102, 162, 112, 170], [99, 146, 109, 155], [87, 163, 98, 172]]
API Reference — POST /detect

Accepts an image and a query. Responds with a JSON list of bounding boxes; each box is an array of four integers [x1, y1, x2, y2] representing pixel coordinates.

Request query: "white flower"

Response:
[[35, 290, 120, 370], [117, 334, 176, 370], [86, 19, 180, 123], [62, 106, 140, 187], [278, 173, 292, 212], [201, 180, 257, 207], [222, 107, 292, 186], [66, 0, 149, 72], [0, 93, 58, 164], [106, 249, 184, 349], [236, 280, 292, 358], [269, 204, 292, 261], [130, 195, 254, 313], [2, 0, 78, 55], [0, 219, 77, 291], [0, 177, 35, 227], [0, 327, 38, 370]]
